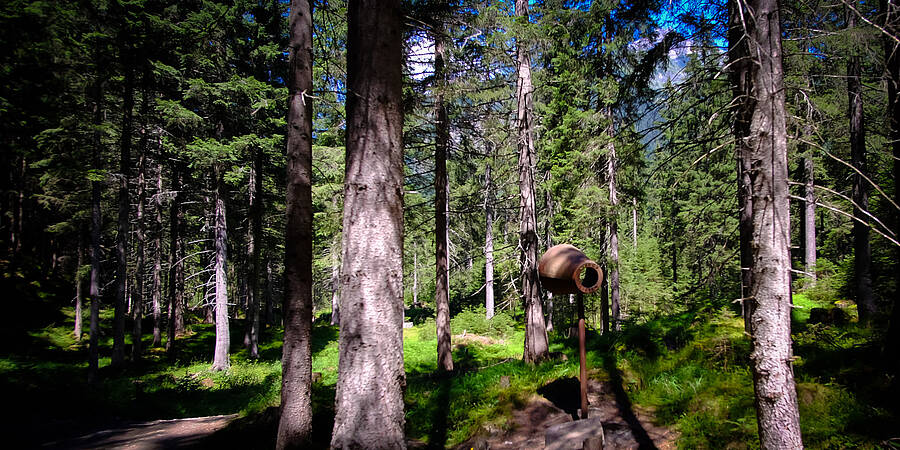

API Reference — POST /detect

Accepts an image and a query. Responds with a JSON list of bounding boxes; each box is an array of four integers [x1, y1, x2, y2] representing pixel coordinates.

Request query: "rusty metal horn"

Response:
[[538, 244, 603, 295]]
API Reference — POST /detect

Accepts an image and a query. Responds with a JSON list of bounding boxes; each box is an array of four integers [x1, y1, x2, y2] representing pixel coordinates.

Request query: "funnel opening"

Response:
[[579, 266, 599, 289]]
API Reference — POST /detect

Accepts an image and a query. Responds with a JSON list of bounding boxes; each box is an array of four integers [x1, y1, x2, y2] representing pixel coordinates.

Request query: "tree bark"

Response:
[[802, 149, 816, 287], [75, 233, 85, 341], [166, 164, 184, 356], [330, 236, 341, 326], [803, 130, 816, 288], [434, 29, 453, 373], [728, 0, 803, 446], [485, 163, 495, 320], [632, 197, 638, 250], [113, 55, 134, 367], [88, 73, 103, 384], [730, 0, 756, 333], [799, 66, 817, 288], [331, 1, 406, 447], [277, 0, 314, 446], [132, 118, 146, 362], [607, 122, 621, 331], [412, 251, 418, 306], [9, 156, 23, 259], [545, 292, 553, 333], [246, 147, 262, 359], [515, 0, 549, 364], [847, 8, 875, 326], [152, 155, 163, 347], [211, 166, 230, 372], [266, 258, 275, 327]]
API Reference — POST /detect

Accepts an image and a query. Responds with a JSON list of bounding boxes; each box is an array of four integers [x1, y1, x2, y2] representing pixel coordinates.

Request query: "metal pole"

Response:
[[578, 292, 588, 419]]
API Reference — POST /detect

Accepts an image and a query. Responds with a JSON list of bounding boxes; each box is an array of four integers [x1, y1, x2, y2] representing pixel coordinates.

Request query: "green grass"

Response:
[[1, 296, 896, 449], [617, 303, 897, 449]]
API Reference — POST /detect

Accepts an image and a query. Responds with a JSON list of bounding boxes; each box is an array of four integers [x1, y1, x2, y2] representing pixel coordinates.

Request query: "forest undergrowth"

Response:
[[1, 273, 897, 449]]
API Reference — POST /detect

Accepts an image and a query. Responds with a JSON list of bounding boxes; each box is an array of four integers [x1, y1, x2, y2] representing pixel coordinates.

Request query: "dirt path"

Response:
[[41, 414, 238, 449], [459, 378, 677, 450]]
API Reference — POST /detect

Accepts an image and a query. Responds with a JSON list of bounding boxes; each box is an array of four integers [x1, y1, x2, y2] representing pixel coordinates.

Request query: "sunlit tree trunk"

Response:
[[331, 0, 406, 446], [632, 198, 638, 250], [434, 29, 453, 372], [485, 163, 495, 320], [330, 236, 340, 326], [801, 130, 816, 288], [728, 0, 803, 446], [412, 251, 418, 306], [515, 0, 549, 364], [847, 7, 875, 326], [211, 166, 230, 372], [277, 0, 314, 446], [598, 222, 609, 334], [607, 122, 621, 331]]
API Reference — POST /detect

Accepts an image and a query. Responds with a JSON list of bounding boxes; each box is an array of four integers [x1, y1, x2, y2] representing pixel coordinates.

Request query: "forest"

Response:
[[1, 0, 899, 448]]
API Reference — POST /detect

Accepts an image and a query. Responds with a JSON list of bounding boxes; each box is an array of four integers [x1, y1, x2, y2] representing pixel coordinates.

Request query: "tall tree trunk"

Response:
[[277, 0, 314, 446], [331, 1, 406, 447], [434, 29, 453, 373], [802, 148, 816, 287], [670, 195, 679, 290], [883, 0, 900, 372], [88, 73, 103, 384], [632, 197, 638, 250], [728, 0, 803, 446], [607, 122, 621, 331], [848, 9, 875, 326], [800, 67, 817, 288], [266, 258, 275, 327], [515, 0, 549, 364], [166, 164, 184, 355], [485, 163, 495, 320], [412, 251, 419, 305], [132, 121, 146, 362], [11, 156, 25, 259], [112, 57, 134, 367], [330, 236, 341, 326], [545, 292, 553, 333], [152, 153, 163, 347], [246, 148, 262, 359], [75, 234, 85, 340], [600, 267, 610, 334], [211, 167, 230, 371], [730, 1, 756, 333]]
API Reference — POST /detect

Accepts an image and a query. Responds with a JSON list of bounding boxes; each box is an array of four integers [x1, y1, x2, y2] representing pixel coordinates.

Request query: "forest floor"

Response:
[[39, 378, 678, 450], [457, 378, 677, 449], [2, 269, 898, 449], [42, 414, 238, 449]]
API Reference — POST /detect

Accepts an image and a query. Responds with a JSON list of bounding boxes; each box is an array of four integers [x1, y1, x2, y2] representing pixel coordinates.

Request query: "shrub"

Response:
[[406, 305, 434, 325], [450, 307, 515, 338], [799, 258, 850, 305]]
